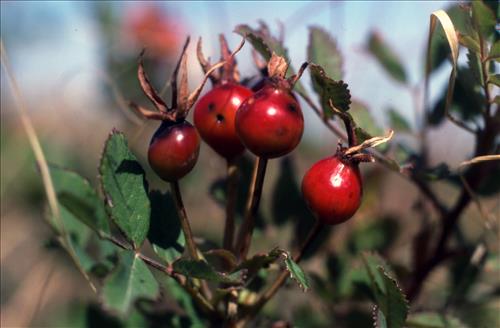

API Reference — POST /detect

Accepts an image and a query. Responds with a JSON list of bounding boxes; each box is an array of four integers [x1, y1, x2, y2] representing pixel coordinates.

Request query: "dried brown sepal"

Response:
[[137, 50, 169, 113], [219, 34, 233, 80], [184, 61, 226, 115], [129, 101, 173, 121], [267, 52, 289, 78], [177, 47, 189, 115], [345, 130, 394, 156], [288, 61, 308, 89], [170, 37, 191, 111], [196, 37, 219, 84], [219, 34, 245, 83]]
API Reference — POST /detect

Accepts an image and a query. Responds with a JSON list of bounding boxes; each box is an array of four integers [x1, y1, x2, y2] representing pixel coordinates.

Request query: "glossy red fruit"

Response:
[[194, 83, 253, 159], [302, 156, 362, 225], [148, 120, 200, 182], [235, 83, 303, 158]]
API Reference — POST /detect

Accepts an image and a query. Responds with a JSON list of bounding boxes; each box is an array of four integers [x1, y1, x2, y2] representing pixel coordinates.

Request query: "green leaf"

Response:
[[350, 100, 384, 143], [488, 41, 500, 62], [102, 251, 159, 316], [347, 217, 400, 254], [367, 31, 407, 83], [204, 249, 238, 273], [406, 312, 466, 328], [458, 34, 481, 53], [234, 247, 282, 278], [428, 66, 485, 126], [158, 275, 205, 327], [467, 50, 484, 85], [362, 253, 408, 328], [148, 190, 185, 264], [456, 300, 500, 328], [471, 0, 496, 39], [234, 24, 286, 61], [234, 24, 307, 96], [308, 26, 343, 80], [309, 63, 351, 115], [387, 108, 411, 133], [53, 206, 94, 271], [49, 164, 109, 235], [99, 130, 150, 248], [488, 74, 500, 87], [283, 251, 310, 292], [172, 259, 244, 285]]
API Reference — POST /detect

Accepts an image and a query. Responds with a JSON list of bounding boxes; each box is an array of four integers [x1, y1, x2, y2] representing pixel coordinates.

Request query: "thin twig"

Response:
[[224, 159, 239, 252], [235, 157, 268, 260], [170, 181, 199, 261]]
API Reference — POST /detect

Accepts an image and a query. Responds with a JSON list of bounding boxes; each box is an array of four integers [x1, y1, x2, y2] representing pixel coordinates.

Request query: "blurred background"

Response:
[[1, 1, 496, 327]]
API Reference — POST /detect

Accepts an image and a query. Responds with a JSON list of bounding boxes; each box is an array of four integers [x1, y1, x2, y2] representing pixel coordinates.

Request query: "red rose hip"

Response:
[[194, 83, 252, 159], [148, 121, 200, 182], [302, 155, 362, 225], [235, 83, 304, 158]]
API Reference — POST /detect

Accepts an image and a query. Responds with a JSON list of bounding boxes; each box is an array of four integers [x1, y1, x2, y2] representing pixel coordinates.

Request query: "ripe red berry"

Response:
[[235, 83, 304, 158], [148, 120, 200, 182], [301, 155, 362, 225], [194, 83, 253, 159]]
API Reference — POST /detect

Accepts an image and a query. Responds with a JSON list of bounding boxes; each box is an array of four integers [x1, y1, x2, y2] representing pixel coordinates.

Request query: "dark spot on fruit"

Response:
[[216, 114, 224, 122], [208, 103, 215, 111], [288, 103, 297, 112]]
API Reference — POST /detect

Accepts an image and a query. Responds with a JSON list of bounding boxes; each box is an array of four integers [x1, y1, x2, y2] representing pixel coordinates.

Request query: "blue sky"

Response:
[[1, 1, 452, 138]]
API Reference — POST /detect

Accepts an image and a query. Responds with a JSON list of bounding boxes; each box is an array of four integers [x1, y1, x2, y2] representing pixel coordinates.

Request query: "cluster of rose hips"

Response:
[[132, 35, 363, 231]]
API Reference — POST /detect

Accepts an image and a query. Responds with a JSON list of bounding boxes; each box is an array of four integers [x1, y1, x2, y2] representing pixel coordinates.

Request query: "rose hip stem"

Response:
[[170, 181, 199, 260], [223, 159, 239, 252], [235, 156, 268, 260]]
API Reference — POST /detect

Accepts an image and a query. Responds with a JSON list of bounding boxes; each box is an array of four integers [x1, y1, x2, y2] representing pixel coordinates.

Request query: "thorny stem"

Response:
[[170, 181, 199, 261], [223, 159, 239, 252], [238, 221, 322, 325], [235, 157, 268, 260]]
